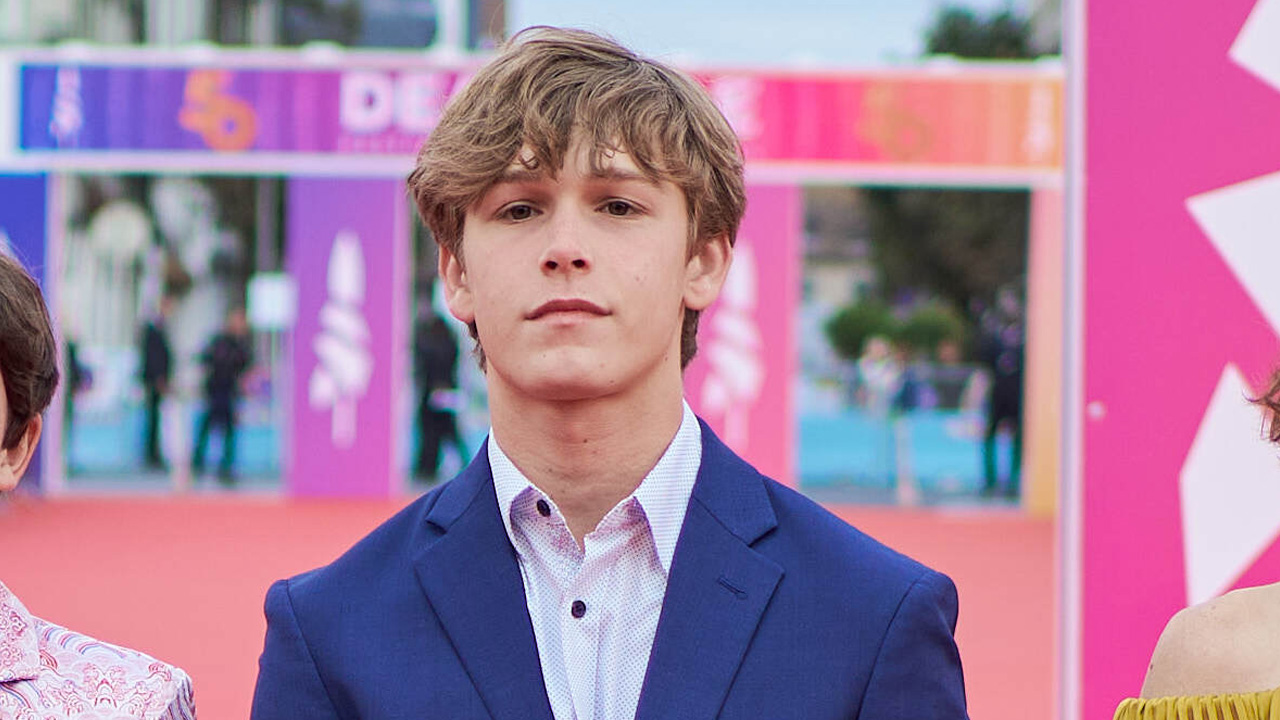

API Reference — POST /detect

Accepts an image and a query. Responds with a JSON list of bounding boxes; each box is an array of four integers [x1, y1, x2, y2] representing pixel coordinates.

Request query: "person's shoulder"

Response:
[[32, 617, 196, 719], [279, 482, 458, 606], [1141, 582, 1280, 698]]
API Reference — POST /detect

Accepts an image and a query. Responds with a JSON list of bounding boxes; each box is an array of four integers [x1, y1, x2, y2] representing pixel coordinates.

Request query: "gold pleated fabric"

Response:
[[1114, 690, 1280, 720]]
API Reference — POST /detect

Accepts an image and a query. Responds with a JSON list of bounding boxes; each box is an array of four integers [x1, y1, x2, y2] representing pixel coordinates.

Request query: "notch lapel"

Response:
[[413, 447, 554, 720], [635, 423, 783, 720]]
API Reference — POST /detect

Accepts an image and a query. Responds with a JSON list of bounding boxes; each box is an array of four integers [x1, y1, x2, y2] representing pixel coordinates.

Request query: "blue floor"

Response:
[[66, 404, 1017, 502], [66, 403, 280, 479], [797, 408, 1015, 497]]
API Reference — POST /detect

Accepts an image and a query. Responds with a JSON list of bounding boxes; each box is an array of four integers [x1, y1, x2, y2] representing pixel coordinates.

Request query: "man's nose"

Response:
[[539, 209, 591, 273]]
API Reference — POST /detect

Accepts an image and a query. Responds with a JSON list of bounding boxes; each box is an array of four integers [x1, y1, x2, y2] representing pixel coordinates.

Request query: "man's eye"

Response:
[[503, 204, 536, 221], [603, 200, 634, 216]]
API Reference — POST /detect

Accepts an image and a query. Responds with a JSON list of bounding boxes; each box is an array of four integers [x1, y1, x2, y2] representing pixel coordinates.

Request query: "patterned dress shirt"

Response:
[[489, 401, 701, 720], [0, 581, 196, 720]]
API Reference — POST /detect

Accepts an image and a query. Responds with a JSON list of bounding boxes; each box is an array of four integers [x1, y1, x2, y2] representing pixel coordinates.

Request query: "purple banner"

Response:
[[21, 64, 461, 154], [286, 177, 407, 497], [0, 175, 48, 491]]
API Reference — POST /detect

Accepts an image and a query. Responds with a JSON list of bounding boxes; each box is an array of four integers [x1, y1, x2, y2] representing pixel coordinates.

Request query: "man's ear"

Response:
[[684, 234, 733, 312], [0, 415, 41, 493], [437, 244, 475, 325]]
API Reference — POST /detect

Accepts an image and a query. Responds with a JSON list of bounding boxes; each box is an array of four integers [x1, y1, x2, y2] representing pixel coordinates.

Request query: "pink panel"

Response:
[[1083, 1, 1280, 716], [684, 184, 801, 485]]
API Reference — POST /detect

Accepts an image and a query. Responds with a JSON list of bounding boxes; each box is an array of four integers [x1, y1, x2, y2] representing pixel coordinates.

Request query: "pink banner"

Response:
[[699, 72, 1062, 171], [1083, 0, 1280, 716], [684, 184, 800, 485], [19, 55, 1060, 174], [286, 177, 409, 497]]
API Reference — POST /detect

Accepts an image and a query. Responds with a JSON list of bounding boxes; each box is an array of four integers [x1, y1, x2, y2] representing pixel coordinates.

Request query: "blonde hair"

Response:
[[407, 26, 746, 368]]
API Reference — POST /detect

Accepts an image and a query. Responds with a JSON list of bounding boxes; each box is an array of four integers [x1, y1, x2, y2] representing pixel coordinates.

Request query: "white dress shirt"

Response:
[[490, 401, 702, 720]]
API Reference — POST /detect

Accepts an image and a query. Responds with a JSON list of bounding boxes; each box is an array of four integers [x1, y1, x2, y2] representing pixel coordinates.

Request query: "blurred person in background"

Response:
[[0, 253, 196, 719], [412, 307, 467, 483], [62, 330, 89, 471], [1113, 366, 1280, 719], [140, 294, 174, 471], [252, 27, 967, 720], [979, 287, 1025, 498], [857, 335, 902, 415], [192, 307, 252, 485], [857, 335, 902, 481]]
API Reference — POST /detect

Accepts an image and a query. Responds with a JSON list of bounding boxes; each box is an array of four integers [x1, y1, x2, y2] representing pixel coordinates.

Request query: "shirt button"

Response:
[[536, 499, 551, 517], [570, 600, 587, 619]]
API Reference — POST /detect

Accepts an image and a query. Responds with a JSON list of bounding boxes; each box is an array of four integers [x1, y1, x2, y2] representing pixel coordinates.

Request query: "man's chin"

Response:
[[518, 374, 614, 403], [486, 354, 610, 401]]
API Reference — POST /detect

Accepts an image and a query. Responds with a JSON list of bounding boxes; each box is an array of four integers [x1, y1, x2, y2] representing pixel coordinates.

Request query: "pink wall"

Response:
[[685, 185, 802, 485], [1083, 0, 1280, 715]]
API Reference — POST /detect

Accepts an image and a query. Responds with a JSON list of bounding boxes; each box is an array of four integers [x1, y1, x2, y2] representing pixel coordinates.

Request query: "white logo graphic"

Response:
[[309, 231, 373, 448], [339, 71, 449, 134], [1188, 171, 1280, 335], [48, 67, 83, 147], [1231, 0, 1280, 93], [700, 242, 764, 449], [1177, 0, 1280, 604], [1179, 365, 1280, 606], [1023, 81, 1057, 163]]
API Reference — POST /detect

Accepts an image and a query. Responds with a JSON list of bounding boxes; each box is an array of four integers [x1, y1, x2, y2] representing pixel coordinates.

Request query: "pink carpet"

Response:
[[2, 495, 1053, 719]]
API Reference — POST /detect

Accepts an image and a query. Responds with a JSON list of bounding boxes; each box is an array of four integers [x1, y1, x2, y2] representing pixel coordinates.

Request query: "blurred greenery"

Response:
[[859, 3, 1038, 342], [824, 301, 895, 362], [897, 303, 969, 356], [924, 5, 1035, 59], [824, 300, 969, 362]]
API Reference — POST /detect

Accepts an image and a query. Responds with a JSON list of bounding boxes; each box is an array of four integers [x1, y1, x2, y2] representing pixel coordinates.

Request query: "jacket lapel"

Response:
[[635, 422, 783, 720], [413, 444, 554, 720]]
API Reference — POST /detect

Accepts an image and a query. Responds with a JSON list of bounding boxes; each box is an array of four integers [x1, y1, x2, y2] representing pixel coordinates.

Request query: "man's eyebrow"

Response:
[[489, 166, 659, 187], [587, 167, 660, 185], [490, 167, 547, 185]]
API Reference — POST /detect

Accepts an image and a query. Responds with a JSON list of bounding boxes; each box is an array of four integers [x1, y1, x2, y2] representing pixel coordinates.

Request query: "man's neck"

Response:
[[488, 376, 686, 544]]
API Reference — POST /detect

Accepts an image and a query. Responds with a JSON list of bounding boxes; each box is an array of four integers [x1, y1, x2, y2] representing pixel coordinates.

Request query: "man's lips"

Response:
[[526, 299, 610, 320]]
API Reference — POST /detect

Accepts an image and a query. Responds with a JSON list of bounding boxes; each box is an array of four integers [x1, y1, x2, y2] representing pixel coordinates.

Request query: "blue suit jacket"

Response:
[[251, 422, 968, 719]]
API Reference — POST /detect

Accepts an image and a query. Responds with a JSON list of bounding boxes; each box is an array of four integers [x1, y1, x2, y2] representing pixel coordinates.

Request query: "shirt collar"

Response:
[[489, 401, 702, 575], [0, 581, 41, 683]]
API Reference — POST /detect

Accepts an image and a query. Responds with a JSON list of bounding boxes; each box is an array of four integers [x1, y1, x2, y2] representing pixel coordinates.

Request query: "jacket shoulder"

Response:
[[759, 477, 945, 592], [281, 486, 448, 604]]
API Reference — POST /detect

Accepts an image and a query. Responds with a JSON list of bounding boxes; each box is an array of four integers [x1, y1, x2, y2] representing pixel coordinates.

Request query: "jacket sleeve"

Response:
[[858, 569, 969, 720], [251, 579, 342, 720]]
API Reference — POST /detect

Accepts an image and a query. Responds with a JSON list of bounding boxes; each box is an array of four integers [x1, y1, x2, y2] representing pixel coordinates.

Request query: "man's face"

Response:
[[439, 139, 730, 403], [227, 310, 248, 336]]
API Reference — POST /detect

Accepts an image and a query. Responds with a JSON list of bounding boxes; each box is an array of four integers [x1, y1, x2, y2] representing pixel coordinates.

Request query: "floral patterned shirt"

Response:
[[0, 582, 196, 719]]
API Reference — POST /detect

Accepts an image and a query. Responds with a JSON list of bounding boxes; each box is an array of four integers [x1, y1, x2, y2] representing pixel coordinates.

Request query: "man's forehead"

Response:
[[499, 142, 657, 183]]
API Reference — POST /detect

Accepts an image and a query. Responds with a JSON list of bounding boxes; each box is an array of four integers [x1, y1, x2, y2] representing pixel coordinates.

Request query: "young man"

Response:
[[0, 253, 195, 719], [252, 27, 967, 719]]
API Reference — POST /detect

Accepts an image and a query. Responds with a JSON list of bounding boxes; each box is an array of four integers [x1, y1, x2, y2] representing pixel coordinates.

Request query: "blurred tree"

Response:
[[824, 300, 895, 362], [863, 4, 1037, 351], [864, 186, 1028, 328], [896, 302, 970, 357], [924, 6, 1033, 59]]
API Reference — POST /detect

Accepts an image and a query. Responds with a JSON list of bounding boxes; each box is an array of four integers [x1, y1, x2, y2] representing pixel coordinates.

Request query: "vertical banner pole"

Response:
[[1024, 188, 1065, 519]]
